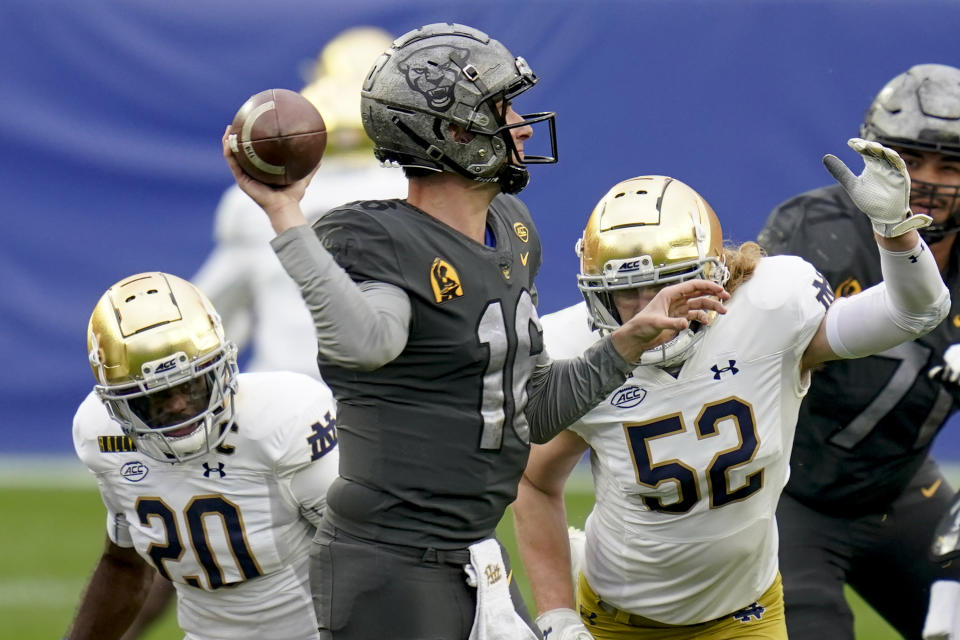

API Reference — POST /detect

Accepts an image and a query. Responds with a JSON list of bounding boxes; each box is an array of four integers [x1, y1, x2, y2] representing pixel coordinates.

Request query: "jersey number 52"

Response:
[[624, 397, 762, 513]]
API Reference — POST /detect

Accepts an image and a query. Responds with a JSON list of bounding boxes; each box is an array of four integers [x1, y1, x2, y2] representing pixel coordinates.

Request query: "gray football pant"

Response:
[[310, 521, 542, 640]]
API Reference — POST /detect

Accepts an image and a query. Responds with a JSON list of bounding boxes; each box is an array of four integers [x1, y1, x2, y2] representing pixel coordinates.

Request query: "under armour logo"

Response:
[[307, 412, 338, 461], [732, 602, 765, 622], [909, 244, 925, 264], [812, 271, 835, 311], [202, 462, 225, 478], [710, 360, 739, 380]]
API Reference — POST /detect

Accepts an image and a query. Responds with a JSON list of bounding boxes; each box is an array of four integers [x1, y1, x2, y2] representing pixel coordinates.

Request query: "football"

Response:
[[228, 88, 327, 186]]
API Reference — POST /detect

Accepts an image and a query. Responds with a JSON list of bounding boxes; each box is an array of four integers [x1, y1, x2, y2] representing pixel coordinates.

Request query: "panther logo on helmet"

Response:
[[398, 45, 470, 112]]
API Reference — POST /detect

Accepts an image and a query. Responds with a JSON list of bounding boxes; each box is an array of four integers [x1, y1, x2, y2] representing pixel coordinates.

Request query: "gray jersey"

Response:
[[313, 195, 546, 547], [760, 183, 960, 514]]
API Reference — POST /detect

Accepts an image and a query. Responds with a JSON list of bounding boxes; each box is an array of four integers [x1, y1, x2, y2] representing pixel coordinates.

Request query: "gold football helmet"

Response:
[[300, 26, 395, 155], [87, 272, 238, 462], [577, 175, 729, 367]]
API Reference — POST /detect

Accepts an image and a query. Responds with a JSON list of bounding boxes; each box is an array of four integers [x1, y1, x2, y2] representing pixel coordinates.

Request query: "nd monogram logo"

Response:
[[484, 563, 503, 585], [812, 271, 835, 311], [308, 412, 338, 461], [733, 602, 766, 623]]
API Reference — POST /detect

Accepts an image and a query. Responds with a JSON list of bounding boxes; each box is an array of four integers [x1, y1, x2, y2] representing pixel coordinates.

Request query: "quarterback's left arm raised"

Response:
[[64, 536, 154, 640]]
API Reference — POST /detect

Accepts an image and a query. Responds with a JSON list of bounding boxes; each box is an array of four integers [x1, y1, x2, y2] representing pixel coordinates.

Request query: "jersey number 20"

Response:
[[137, 494, 262, 589]]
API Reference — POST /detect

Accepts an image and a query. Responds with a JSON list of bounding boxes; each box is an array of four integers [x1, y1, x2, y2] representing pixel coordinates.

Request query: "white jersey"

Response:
[[540, 301, 599, 359], [192, 156, 405, 377], [73, 371, 340, 640], [543, 256, 829, 624]]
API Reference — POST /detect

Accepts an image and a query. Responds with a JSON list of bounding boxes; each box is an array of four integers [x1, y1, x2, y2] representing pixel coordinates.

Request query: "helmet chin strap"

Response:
[[497, 163, 529, 194]]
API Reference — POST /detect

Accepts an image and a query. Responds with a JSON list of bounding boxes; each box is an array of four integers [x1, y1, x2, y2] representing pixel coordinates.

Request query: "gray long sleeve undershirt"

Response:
[[271, 225, 411, 371], [526, 338, 634, 443], [271, 223, 634, 441]]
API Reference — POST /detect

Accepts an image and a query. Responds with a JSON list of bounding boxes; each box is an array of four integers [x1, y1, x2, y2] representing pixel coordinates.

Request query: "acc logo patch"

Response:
[[835, 277, 861, 298], [120, 461, 149, 483], [430, 257, 463, 303], [617, 259, 644, 273], [611, 385, 646, 408], [513, 222, 529, 243]]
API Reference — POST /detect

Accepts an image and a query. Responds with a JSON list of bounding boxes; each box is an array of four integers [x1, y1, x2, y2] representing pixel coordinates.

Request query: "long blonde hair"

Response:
[[722, 241, 766, 295]]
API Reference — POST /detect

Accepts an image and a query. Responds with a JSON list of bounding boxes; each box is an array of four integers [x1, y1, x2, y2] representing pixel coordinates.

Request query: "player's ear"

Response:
[[447, 122, 475, 144]]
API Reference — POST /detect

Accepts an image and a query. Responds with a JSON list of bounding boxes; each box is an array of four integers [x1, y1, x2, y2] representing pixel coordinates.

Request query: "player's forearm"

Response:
[[825, 235, 949, 360], [876, 234, 948, 316], [272, 225, 411, 370], [875, 228, 920, 252], [65, 548, 153, 640], [263, 202, 309, 235], [513, 477, 577, 613], [526, 336, 632, 444]]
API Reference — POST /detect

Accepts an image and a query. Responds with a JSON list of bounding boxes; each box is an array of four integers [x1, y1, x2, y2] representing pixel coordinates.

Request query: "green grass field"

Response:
[[1, 460, 902, 639]]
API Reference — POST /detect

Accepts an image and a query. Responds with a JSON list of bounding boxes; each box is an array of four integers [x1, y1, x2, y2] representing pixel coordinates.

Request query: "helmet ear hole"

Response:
[[447, 122, 475, 144]]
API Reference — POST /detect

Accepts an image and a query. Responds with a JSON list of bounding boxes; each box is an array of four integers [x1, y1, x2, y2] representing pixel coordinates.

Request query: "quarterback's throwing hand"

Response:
[[536, 608, 595, 640], [221, 126, 317, 234], [928, 344, 960, 385], [822, 137, 931, 238]]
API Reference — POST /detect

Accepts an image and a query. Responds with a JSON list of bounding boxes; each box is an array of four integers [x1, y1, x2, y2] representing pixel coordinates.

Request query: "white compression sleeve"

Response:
[[825, 237, 949, 359]]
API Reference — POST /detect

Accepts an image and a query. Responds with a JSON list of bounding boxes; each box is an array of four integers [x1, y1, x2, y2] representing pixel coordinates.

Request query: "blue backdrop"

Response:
[[4, 0, 960, 456]]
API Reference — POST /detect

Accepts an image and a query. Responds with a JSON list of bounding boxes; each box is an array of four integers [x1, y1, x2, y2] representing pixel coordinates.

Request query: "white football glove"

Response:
[[923, 579, 960, 640], [536, 608, 594, 640], [823, 137, 932, 237], [928, 344, 960, 384]]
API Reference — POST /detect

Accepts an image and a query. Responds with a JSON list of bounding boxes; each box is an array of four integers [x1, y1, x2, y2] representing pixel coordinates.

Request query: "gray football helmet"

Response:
[[861, 64, 960, 242], [360, 23, 557, 194]]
